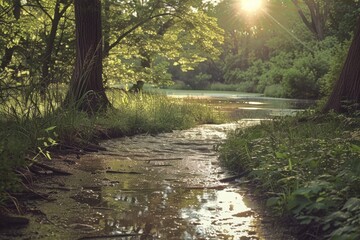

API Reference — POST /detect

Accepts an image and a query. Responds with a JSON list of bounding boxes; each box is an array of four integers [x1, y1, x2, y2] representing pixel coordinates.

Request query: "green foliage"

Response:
[[221, 36, 345, 99], [0, 0, 223, 90], [0, 117, 59, 204], [103, 90, 222, 134], [263, 84, 285, 98], [0, 133, 27, 205], [189, 0, 358, 100], [208, 82, 244, 91], [219, 112, 360, 239]]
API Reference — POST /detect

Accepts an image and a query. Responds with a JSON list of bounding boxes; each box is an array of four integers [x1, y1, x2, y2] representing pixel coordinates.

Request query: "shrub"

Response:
[[264, 84, 285, 98], [219, 112, 360, 239]]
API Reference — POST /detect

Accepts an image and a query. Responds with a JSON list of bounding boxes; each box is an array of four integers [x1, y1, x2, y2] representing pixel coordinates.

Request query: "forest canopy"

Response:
[[0, 0, 359, 101]]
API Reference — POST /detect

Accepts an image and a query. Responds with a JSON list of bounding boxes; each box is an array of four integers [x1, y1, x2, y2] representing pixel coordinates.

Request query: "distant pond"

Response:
[[161, 89, 316, 120]]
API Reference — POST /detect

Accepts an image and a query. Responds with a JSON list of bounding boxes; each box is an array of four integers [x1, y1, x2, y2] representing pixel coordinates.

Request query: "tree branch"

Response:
[[292, 0, 316, 34], [35, 0, 53, 20], [104, 12, 175, 57]]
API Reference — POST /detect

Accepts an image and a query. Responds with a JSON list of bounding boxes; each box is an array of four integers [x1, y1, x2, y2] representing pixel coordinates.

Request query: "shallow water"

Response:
[[0, 122, 295, 240], [0, 92, 307, 240], [162, 89, 314, 119]]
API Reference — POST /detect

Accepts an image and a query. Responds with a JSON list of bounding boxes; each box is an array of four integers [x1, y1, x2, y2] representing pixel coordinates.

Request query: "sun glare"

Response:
[[241, 0, 263, 13]]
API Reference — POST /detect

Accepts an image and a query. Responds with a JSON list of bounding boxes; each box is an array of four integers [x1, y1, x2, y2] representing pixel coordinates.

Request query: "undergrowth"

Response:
[[219, 111, 360, 240], [0, 89, 223, 206]]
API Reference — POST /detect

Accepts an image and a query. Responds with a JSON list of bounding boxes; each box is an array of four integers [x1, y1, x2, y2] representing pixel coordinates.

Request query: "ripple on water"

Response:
[[1, 121, 295, 240]]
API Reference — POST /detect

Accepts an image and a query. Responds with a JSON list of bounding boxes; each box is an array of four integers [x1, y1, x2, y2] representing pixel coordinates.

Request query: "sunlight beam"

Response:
[[240, 0, 263, 13]]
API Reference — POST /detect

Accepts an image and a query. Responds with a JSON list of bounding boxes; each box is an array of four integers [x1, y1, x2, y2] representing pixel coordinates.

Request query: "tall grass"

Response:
[[219, 112, 360, 239]]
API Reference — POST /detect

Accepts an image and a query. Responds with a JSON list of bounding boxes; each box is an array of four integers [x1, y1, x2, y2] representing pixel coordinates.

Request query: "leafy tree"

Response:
[[0, 0, 75, 95], [328, 0, 360, 41], [102, 0, 223, 86]]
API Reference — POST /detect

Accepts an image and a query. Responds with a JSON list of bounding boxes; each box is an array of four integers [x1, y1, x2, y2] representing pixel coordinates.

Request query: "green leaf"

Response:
[[342, 198, 360, 212], [350, 144, 360, 152], [297, 215, 315, 225], [45, 151, 51, 160], [275, 151, 287, 159], [45, 126, 57, 132], [266, 197, 280, 207], [287, 195, 311, 215]]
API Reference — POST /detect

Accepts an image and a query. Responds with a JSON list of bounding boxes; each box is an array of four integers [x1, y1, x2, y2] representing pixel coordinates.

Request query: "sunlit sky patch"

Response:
[[240, 0, 263, 13]]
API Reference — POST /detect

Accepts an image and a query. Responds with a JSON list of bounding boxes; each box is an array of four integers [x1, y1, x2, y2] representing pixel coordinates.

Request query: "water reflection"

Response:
[[181, 189, 254, 240], [63, 123, 266, 239], [0, 94, 302, 239], [164, 89, 315, 120]]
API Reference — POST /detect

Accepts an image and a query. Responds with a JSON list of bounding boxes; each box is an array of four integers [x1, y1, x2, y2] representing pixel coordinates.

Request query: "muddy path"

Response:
[[1, 121, 295, 240]]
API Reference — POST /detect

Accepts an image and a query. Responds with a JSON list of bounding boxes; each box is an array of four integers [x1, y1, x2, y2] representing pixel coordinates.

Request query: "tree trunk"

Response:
[[292, 0, 328, 40], [323, 18, 360, 113], [1, 0, 21, 70], [67, 0, 109, 113], [40, 0, 61, 95], [103, 0, 110, 57], [0, 47, 15, 70], [13, 0, 21, 20], [40, 0, 71, 95]]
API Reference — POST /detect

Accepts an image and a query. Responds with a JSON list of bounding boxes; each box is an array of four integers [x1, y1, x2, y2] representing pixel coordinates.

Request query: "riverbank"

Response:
[[218, 112, 360, 240], [0, 93, 223, 209]]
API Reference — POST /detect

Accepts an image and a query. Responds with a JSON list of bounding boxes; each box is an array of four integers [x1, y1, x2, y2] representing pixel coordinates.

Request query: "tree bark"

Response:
[[13, 0, 21, 20], [323, 18, 360, 113], [0, 47, 15, 70], [103, 0, 111, 56], [40, 0, 61, 94], [0, 0, 21, 70], [67, 0, 109, 113]]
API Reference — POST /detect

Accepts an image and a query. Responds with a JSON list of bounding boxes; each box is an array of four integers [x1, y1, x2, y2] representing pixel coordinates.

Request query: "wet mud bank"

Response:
[[0, 121, 296, 240]]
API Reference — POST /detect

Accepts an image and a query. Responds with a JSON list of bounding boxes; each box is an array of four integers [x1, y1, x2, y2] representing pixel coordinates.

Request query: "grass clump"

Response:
[[102, 90, 223, 135], [219, 112, 360, 240]]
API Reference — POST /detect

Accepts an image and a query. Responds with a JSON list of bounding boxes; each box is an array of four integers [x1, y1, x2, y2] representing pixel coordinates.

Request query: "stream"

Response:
[[0, 92, 313, 240]]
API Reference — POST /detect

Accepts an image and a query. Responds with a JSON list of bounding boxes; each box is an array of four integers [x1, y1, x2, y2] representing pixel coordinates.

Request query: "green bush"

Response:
[[209, 82, 241, 91], [263, 84, 285, 98], [282, 67, 319, 99], [219, 112, 360, 239], [221, 37, 344, 100]]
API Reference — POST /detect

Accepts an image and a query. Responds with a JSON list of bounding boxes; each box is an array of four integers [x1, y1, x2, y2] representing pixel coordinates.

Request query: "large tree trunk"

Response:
[[67, 0, 109, 112], [323, 18, 360, 113]]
